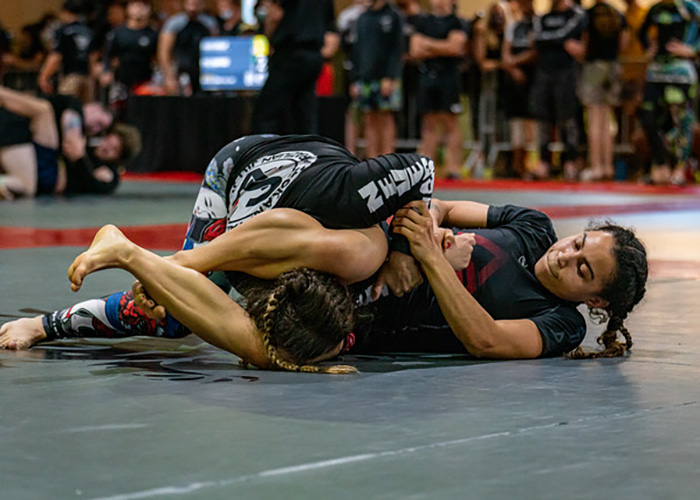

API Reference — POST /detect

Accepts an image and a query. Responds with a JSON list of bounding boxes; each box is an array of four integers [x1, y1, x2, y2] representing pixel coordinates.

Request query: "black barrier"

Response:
[[124, 94, 348, 172]]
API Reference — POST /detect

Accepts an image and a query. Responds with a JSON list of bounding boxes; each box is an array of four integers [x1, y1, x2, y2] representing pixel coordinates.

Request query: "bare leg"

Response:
[[443, 113, 462, 177], [600, 105, 615, 179], [0, 144, 38, 197], [364, 112, 379, 158], [377, 111, 396, 156], [419, 113, 440, 171], [67, 225, 269, 367]]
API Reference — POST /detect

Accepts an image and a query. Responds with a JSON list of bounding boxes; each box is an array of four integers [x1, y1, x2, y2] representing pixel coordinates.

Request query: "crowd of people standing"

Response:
[[2, 0, 700, 185]]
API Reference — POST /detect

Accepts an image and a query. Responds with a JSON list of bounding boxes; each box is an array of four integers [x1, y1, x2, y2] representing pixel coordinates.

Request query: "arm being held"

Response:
[[393, 201, 543, 359]]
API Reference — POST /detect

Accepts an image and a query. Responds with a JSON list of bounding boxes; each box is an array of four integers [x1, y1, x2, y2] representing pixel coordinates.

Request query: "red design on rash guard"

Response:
[[461, 234, 509, 295]]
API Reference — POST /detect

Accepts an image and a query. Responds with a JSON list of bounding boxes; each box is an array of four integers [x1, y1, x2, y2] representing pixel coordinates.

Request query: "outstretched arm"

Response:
[[69, 226, 270, 368], [172, 209, 388, 284], [430, 198, 490, 228]]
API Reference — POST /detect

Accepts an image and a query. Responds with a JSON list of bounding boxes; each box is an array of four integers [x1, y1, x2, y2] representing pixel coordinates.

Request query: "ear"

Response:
[[442, 231, 455, 250], [585, 296, 609, 309]]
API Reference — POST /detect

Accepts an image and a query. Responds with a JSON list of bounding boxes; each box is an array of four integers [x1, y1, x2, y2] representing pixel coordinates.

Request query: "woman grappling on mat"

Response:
[[2, 198, 648, 369], [0, 134, 443, 372]]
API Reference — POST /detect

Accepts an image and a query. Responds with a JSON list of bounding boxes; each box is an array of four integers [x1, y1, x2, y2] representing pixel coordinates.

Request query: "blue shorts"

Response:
[[34, 142, 59, 195]]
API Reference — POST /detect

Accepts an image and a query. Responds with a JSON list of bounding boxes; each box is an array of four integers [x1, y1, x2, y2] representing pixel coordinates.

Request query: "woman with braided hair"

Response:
[[349, 200, 649, 361], [58, 224, 360, 374], [566, 223, 648, 359]]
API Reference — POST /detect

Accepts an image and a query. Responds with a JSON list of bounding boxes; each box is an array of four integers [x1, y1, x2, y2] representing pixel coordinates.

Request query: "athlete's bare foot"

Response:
[[0, 317, 47, 350], [68, 224, 135, 292]]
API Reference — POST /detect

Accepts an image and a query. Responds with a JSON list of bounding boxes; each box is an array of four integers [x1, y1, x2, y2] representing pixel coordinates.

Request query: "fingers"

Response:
[[133, 281, 166, 320], [443, 231, 455, 251], [371, 274, 386, 301]]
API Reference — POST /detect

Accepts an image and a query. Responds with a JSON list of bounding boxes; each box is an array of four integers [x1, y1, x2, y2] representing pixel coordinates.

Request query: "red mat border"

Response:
[[123, 171, 700, 195]]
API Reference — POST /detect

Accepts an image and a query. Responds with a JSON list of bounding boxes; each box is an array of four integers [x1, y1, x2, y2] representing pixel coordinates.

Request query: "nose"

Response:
[[557, 247, 580, 268]]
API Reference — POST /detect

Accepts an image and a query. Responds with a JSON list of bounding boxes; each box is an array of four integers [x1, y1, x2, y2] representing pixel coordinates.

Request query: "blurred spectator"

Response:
[[0, 23, 10, 69], [502, 0, 537, 178], [337, 0, 369, 154], [158, 0, 218, 96], [579, 0, 628, 182], [620, 0, 648, 112], [473, 2, 508, 177], [3, 24, 48, 72], [216, 0, 244, 36], [98, 0, 158, 112], [155, 0, 183, 29], [89, 1, 127, 98], [396, 0, 425, 145], [638, 0, 700, 185], [412, 0, 466, 178], [251, 0, 338, 135], [38, 0, 96, 102], [531, 0, 586, 180], [352, 0, 404, 157]]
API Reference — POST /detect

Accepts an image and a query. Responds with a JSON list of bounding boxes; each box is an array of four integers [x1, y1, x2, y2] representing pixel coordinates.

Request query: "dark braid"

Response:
[[567, 222, 648, 359], [243, 268, 358, 374]]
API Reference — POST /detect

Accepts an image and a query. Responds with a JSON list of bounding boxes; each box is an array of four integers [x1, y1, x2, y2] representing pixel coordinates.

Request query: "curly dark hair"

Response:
[[240, 268, 358, 374], [568, 222, 648, 359]]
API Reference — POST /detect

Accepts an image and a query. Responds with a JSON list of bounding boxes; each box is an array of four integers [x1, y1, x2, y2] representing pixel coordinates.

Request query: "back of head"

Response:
[[111, 123, 142, 166], [568, 222, 648, 359], [245, 268, 358, 374]]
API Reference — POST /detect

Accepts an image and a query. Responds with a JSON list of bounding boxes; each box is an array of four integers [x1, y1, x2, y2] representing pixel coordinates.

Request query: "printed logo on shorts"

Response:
[[357, 156, 434, 214], [227, 151, 318, 228]]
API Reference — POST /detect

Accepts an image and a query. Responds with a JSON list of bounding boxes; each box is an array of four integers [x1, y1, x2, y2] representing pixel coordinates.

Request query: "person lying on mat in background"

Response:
[[0, 85, 141, 200], [1, 198, 648, 371]]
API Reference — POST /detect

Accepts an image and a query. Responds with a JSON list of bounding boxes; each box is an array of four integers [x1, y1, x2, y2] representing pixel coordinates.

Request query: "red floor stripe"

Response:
[[0, 225, 187, 251], [538, 200, 700, 219], [434, 178, 700, 195], [121, 171, 700, 196], [122, 172, 204, 183]]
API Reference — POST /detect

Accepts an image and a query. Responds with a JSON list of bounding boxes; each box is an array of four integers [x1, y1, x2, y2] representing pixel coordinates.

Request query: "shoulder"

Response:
[[198, 14, 219, 33], [531, 304, 586, 357], [487, 205, 557, 252], [162, 13, 188, 33]]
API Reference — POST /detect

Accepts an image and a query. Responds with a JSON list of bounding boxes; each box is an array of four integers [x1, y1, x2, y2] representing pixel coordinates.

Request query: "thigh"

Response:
[[0, 144, 38, 194], [185, 135, 276, 249]]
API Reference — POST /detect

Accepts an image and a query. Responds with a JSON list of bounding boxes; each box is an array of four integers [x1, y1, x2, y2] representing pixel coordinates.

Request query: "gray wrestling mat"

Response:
[[2, 179, 700, 499]]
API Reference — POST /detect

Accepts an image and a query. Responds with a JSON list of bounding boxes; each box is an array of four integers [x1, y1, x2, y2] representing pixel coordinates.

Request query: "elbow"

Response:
[[464, 338, 498, 358]]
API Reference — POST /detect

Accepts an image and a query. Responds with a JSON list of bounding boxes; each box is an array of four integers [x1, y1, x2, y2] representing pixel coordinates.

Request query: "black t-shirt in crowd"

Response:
[[353, 3, 404, 81], [586, 1, 626, 61], [53, 20, 95, 75], [414, 13, 464, 76], [271, 0, 336, 51], [104, 25, 158, 87], [354, 205, 587, 357], [534, 6, 586, 70]]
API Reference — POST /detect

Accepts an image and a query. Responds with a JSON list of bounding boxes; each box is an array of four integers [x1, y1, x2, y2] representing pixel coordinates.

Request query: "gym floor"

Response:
[[2, 176, 699, 499]]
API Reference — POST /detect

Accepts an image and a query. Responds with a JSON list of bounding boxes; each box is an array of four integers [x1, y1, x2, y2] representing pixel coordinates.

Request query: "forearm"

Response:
[[420, 253, 501, 356], [122, 244, 269, 367], [157, 34, 176, 79], [0, 85, 51, 119], [39, 52, 61, 77], [434, 199, 489, 228]]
